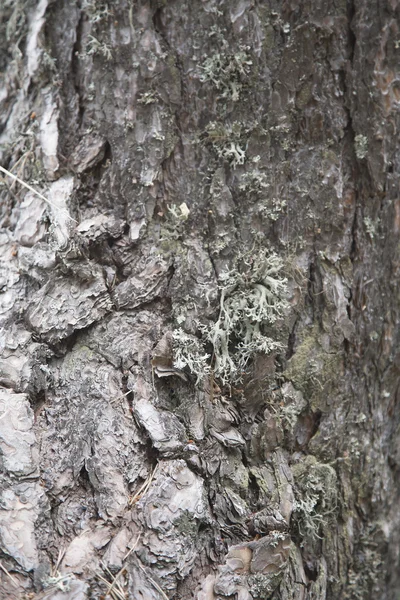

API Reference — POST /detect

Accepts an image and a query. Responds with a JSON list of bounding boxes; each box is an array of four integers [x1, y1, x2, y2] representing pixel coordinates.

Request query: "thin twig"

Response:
[[137, 562, 170, 600], [97, 573, 125, 600], [9, 150, 32, 188], [105, 567, 126, 598], [0, 165, 77, 223], [110, 389, 132, 405], [122, 534, 141, 562], [105, 534, 141, 598], [53, 547, 67, 575], [0, 561, 18, 586], [129, 464, 158, 506]]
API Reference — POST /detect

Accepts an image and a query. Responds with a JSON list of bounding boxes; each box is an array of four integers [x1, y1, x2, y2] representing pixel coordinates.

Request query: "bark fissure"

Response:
[[0, 1, 399, 598]]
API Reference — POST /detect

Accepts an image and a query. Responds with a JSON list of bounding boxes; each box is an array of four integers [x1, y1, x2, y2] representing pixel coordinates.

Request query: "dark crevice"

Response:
[[71, 5, 85, 130], [78, 463, 92, 491], [307, 254, 324, 324], [349, 205, 358, 263], [347, 0, 356, 63], [303, 557, 319, 582], [286, 314, 299, 360], [40, 313, 112, 358], [31, 390, 47, 418], [152, 6, 164, 36], [75, 140, 112, 209]]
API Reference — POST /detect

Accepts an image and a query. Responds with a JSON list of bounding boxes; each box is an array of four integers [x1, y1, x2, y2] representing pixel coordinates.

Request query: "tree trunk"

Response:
[[1, 1, 399, 598]]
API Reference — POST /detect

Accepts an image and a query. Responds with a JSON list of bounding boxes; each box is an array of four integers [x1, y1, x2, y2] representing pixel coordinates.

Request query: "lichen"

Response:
[[363, 216, 378, 239], [199, 47, 253, 102], [172, 329, 211, 384], [248, 566, 287, 599], [284, 325, 342, 410], [85, 35, 112, 61], [204, 250, 288, 383], [248, 572, 276, 598], [277, 384, 307, 432], [354, 134, 368, 160], [172, 249, 289, 385], [82, 0, 112, 24], [292, 456, 337, 542], [238, 169, 270, 195], [202, 121, 246, 168]]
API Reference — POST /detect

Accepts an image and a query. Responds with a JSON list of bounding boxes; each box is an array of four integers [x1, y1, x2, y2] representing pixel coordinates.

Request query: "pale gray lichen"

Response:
[[173, 250, 288, 385], [238, 171, 287, 219], [82, 0, 112, 24], [248, 570, 286, 599], [172, 329, 211, 383], [202, 121, 246, 167], [277, 383, 307, 431], [42, 573, 75, 592], [238, 169, 270, 194], [85, 35, 112, 61], [206, 251, 287, 383], [354, 134, 368, 160], [137, 91, 159, 105], [199, 48, 253, 102], [292, 457, 338, 542], [363, 216, 378, 239]]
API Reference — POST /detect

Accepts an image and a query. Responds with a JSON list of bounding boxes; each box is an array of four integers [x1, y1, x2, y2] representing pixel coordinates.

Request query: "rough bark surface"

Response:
[[1, 1, 400, 599]]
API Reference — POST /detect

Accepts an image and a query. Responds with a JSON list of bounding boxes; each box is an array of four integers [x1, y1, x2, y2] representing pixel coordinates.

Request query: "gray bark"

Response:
[[0, 0, 399, 598]]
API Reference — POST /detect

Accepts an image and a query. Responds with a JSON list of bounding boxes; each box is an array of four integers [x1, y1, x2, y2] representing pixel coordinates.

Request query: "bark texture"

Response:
[[1, 1, 400, 599]]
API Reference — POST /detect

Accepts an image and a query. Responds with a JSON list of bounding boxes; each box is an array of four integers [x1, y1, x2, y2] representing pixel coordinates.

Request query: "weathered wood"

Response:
[[0, 1, 399, 598]]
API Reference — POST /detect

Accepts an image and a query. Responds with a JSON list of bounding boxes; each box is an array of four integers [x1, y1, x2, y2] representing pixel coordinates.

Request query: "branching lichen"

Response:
[[172, 250, 289, 385], [85, 35, 112, 61], [292, 456, 337, 542], [205, 251, 288, 383], [354, 134, 368, 160], [202, 121, 246, 168], [172, 329, 211, 384], [82, 0, 112, 24], [364, 216, 378, 239], [199, 47, 253, 102], [238, 169, 270, 194]]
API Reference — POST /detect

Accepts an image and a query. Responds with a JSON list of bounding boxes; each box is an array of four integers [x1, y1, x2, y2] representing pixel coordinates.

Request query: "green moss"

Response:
[[296, 82, 313, 109], [173, 511, 199, 538], [284, 325, 342, 410]]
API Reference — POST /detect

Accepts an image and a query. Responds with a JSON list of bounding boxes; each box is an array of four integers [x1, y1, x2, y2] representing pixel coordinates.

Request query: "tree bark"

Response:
[[1, 1, 400, 599]]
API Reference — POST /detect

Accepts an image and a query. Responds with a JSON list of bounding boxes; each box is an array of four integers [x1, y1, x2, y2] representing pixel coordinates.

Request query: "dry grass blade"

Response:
[[105, 567, 126, 597], [102, 534, 140, 599], [122, 534, 140, 562], [0, 561, 18, 586], [129, 464, 158, 506], [137, 562, 170, 600], [0, 165, 77, 223], [53, 547, 67, 575], [110, 389, 131, 405], [97, 573, 126, 600]]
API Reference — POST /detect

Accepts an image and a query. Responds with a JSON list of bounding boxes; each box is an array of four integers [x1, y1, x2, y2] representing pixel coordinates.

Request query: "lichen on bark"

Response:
[[0, 0, 399, 599]]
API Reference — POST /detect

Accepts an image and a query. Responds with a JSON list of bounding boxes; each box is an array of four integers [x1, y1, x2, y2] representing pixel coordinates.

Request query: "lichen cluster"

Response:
[[202, 121, 246, 167], [173, 250, 289, 385], [199, 47, 253, 102], [292, 457, 338, 542]]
